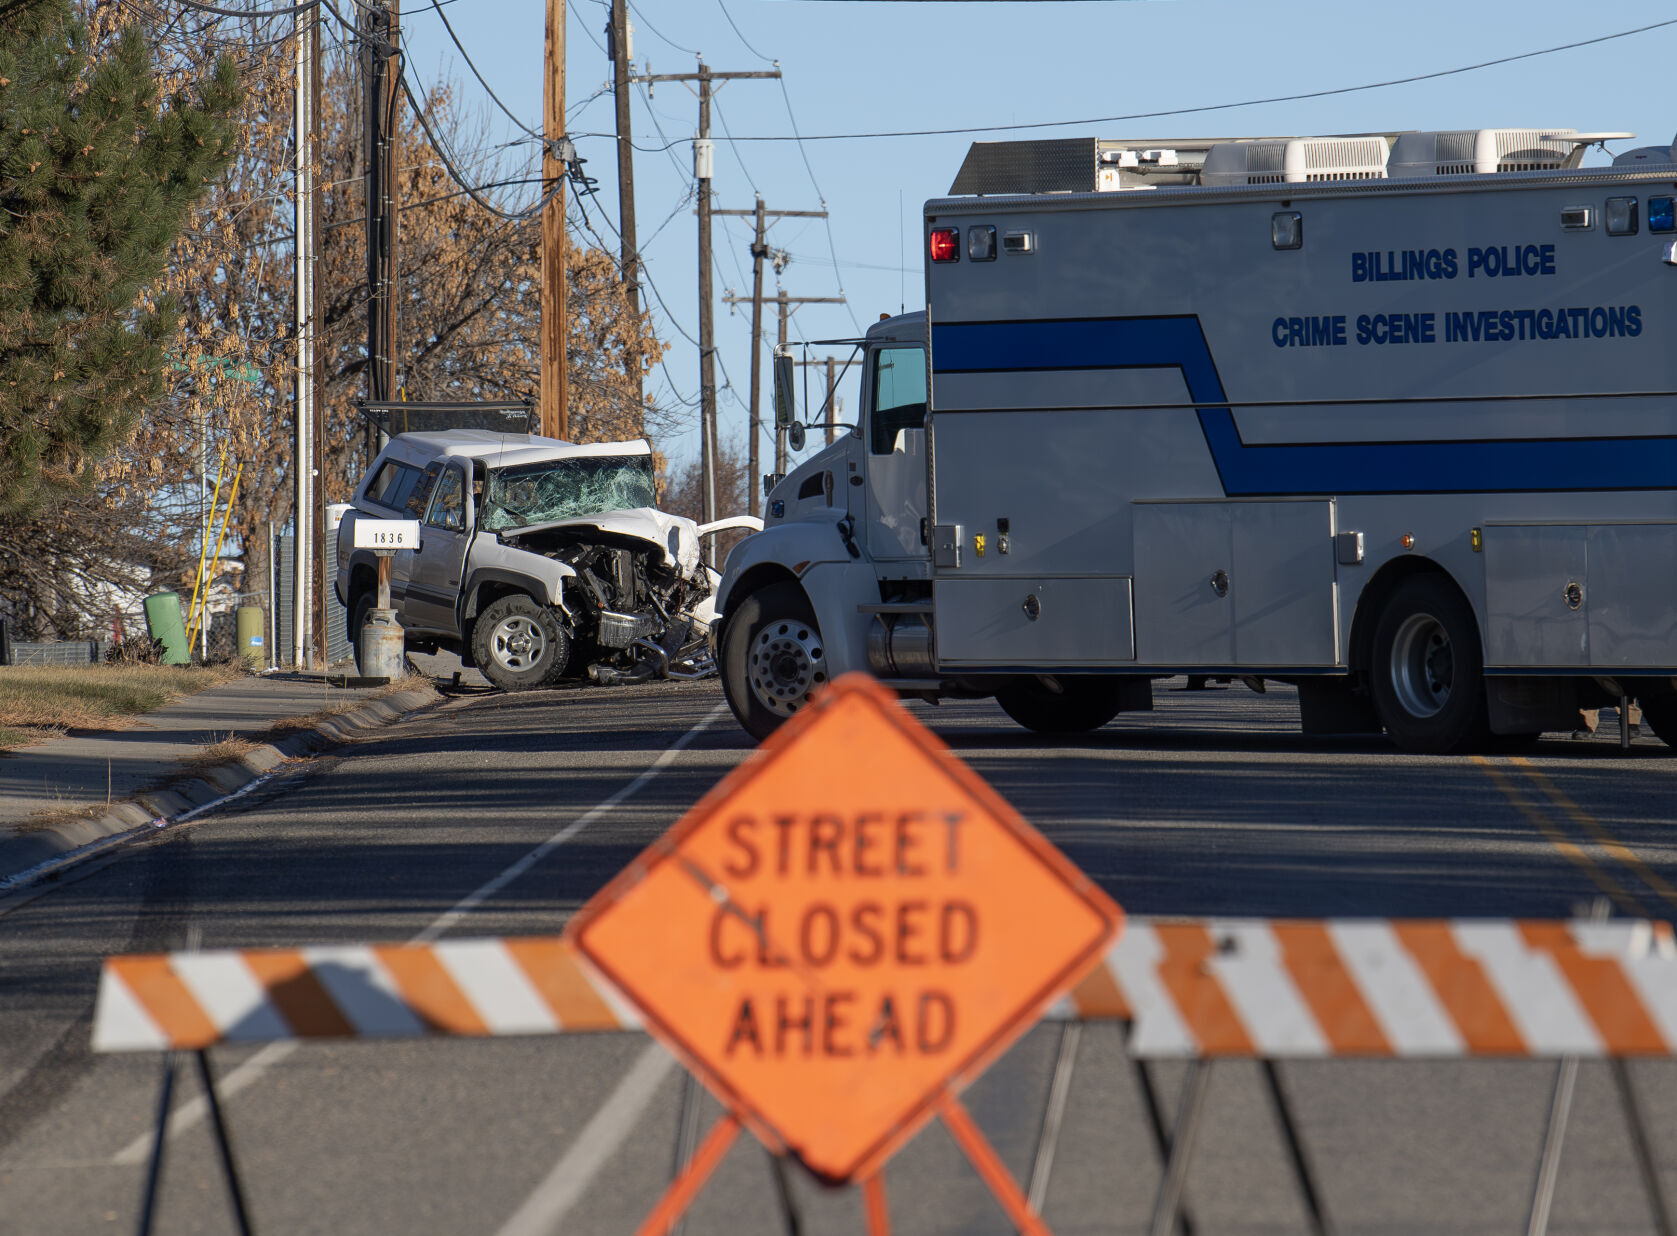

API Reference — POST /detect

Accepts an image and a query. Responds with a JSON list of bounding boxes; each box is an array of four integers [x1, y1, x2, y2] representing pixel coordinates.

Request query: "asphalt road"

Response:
[[2, 677, 1674, 1235]]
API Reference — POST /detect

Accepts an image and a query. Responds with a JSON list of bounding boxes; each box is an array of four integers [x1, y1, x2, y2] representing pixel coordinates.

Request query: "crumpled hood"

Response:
[[500, 507, 702, 577]]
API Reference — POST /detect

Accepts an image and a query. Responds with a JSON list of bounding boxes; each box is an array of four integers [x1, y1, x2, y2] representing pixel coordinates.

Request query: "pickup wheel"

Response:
[[1369, 574, 1489, 754], [348, 590, 376, 676], [472, 595, 569, 691], [722, 582, 828, 742], [996, 677, 1125, 734]]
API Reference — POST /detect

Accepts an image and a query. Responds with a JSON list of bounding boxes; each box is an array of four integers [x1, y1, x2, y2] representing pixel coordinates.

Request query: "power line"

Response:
[[715, 0, 772, 64], [420, 0, 541, 139], [627, 0, 697, 56], [589, 17, 1677, 144], [169, 0, 320, 19]]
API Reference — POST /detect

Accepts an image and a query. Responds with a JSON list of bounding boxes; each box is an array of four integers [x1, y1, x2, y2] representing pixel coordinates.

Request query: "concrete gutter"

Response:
[[0, 685, 439, 894]]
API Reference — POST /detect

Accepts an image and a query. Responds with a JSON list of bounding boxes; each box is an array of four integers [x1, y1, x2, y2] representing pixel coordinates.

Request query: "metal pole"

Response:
[[1613, 1059, 1675, 1236], [291, 5, 311, 671], [1147, 1062, 1212, 1236], [746, 196, 766, 517], [1525, 1058, 1579, 1236], [195, 1051, 255, 1236], [540, 0, 567, 439], [1026, 1021, 1081, 1214], [310, 6, 327, 671], [608, 0, 642, 413], [824, 356, 836, 445], [696, 64, 717, 536]]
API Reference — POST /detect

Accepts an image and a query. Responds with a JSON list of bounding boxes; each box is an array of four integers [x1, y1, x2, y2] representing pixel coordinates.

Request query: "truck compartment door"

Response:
[[1133, 501, 1337, 667], [933, 577, 1134, 666], [1484, 523, 1677, 668]]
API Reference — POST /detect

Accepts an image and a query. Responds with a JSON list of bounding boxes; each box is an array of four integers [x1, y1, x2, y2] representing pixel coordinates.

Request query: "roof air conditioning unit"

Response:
[[1388, 129, 1578, 177], [1200, 136, 1389, 186]]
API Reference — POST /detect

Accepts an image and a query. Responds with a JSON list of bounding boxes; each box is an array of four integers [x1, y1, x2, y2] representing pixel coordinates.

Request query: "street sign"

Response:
[[352, 519, 419, 550], [567, 673, 1123, 1184]]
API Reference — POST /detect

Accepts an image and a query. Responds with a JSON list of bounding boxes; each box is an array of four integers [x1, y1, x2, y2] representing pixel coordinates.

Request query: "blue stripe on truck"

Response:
[[930, 316, 1677, 496]]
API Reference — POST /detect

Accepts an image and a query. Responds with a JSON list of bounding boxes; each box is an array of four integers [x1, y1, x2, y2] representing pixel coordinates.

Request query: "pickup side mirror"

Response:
[[772, 349, 797, 431]]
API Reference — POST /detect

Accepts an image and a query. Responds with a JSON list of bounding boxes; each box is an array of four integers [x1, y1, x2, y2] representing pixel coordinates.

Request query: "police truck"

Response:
[[712, 128, 1677, 753]]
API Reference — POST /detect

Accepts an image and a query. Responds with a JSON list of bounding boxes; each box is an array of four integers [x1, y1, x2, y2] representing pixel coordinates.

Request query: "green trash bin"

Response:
[[144, 592, 190, 665], [236, 605, 266, 668]]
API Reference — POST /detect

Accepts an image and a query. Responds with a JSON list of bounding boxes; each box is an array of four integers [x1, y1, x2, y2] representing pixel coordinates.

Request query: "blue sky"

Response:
[[397, 0, 1677, 484]]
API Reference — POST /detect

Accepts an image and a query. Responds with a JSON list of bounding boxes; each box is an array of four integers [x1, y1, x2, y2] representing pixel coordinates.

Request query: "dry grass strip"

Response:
[[0, 663, 248, 752]]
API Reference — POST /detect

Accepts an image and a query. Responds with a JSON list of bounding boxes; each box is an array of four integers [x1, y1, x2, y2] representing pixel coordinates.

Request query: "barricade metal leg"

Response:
[[1027, 1022, 1081, 1214], [1525, 1057, 1579, 1236], [1147, 1061, 1211, 1236], [195, 1050, 254, 1236], [1261, 1060, 1332, 1236], [938, 1094, 1053, 1236], [669, 1073, 705, 1236], [1132, 1050, 1194, 1236], [1613, 1059, 1674, 1236], [862, 1171, 891, 1236], [767, 1150, 804, 1236], [136, 1052, 178, 1236], [632, 1112, 741, 1236]]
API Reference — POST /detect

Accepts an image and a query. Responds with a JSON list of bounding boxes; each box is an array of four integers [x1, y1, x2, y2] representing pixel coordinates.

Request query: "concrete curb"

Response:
[[0, 685, 441, 894]]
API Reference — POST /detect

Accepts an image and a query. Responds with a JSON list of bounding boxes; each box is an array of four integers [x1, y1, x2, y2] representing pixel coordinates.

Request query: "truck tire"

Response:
[[1640, 695, 1677, 750], [1369, 574, 1488, 754], [722, 582, 828, 742], [472, 594, 569, 691], [348, 590, 375, 676], [996, 677, 1125, 735]]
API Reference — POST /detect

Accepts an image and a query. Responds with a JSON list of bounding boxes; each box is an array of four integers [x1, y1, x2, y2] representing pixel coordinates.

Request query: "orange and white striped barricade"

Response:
[[94, 920, 1677, 1236]]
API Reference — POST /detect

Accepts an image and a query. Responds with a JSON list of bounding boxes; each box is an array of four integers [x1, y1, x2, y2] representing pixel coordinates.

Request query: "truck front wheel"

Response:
[[1369, 574, 1488, 754], [996, 677, 1126, 735], [472, 594, 569, 691], [722, 582, 828, 742], [1639, 695, 1677, 750]]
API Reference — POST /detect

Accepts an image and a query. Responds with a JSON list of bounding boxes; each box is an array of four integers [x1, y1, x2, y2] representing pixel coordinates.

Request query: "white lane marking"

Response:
[[1329, 921, 1464, 1056], [434, 939, 558, 1036], [413, 703, 727, 945], [111, 702, 728, 1166], [492, 1041, 678, 1236]]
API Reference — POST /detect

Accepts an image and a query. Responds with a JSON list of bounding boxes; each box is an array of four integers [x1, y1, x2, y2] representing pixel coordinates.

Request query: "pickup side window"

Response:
[[366, 460, 424, 512], [405, 462, 443, 520], [425, 464, 466, 531], [869, 346, 927, 455]]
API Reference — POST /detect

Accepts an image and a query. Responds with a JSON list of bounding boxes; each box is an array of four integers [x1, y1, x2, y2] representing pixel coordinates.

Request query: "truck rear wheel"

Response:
[[996, 677, 1125, 735], [722, 582, 828, 742], [1369, 574, 1488, 754], [472, 594, 569, 691], [1640, 695, 1677, 750]]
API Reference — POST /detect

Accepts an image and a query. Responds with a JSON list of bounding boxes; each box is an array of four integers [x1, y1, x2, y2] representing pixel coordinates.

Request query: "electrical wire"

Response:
[[398, 69, 556, 221], [169, 0, 320, 19], [420, 0, 542, 139], [627, 0, 697, 56], [695, 17, 1677, 142], [715, 0, 772, 64]]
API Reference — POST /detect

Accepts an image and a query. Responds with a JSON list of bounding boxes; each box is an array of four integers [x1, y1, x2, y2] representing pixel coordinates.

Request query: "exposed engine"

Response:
[[499, 524, 714, 684]]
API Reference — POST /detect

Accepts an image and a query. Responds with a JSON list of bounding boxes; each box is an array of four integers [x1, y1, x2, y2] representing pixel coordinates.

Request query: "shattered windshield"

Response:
[[481, 455, 657, 532]]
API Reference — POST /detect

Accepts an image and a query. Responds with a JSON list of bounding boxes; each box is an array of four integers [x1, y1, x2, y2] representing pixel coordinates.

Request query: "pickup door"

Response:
[[405, 461, 472, 634]]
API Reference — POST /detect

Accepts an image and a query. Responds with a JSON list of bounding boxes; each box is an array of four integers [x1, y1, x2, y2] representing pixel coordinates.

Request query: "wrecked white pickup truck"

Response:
[[335, 430, 756, 690]]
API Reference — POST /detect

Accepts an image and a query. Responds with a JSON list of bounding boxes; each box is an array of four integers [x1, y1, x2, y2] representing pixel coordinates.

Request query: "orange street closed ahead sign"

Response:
[[567, 674, 1123, 1184]]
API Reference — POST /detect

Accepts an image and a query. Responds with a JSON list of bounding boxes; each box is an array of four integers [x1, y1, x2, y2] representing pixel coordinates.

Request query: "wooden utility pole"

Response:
[[715, 197, 826, 515], [634, 61, 779, 537], [794, 356, 843, 444], [364, 2, 400, 408], [774, 290, 845, 472], [607, 0, 641, 421], [540, 0, 567, 440]]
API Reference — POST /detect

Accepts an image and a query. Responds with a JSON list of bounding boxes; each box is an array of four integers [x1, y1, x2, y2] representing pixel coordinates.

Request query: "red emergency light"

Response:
[[929, 228, 960, 263]]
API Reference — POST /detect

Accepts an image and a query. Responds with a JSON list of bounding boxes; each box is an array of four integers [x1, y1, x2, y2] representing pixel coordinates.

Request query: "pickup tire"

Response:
[[996, 676, 1126, 734], [721, 582, 827, 742], [1369, 574, 1488, 754], [348, 590, 375, 676], [472, 594, 569, 691]]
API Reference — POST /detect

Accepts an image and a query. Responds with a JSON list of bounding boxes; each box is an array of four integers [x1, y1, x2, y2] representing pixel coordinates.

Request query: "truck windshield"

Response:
[[481, 455, 657, 532]]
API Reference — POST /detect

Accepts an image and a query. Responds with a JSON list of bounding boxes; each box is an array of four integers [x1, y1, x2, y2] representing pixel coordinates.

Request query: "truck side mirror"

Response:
[[772, 350, 796, 431]]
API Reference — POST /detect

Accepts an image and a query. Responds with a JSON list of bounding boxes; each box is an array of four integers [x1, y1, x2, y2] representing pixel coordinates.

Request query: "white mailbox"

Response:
[[352, 519, 420, 551]]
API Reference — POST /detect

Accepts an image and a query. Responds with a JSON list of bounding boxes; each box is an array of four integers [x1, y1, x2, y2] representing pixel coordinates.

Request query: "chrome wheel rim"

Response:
[[747, 618, 826, 717], [490, 614, 546, 673], [1390, 612, 1452, 718]]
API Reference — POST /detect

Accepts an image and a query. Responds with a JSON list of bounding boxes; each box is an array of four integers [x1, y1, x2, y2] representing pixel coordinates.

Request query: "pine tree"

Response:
[[0, 0, 238, 517]]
